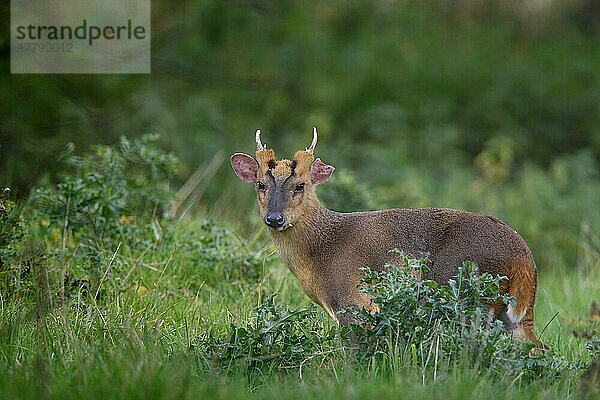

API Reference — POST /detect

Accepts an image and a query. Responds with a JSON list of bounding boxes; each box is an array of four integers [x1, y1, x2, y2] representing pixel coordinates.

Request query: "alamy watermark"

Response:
[[11, 0, 150, 74]]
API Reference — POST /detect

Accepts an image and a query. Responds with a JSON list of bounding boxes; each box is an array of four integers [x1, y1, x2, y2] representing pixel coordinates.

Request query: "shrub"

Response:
[[345, 254, 576, 381], [0, 191, 24, 267], [346, 255, 513, 361], [199, 294, 340, 372], [10, 136, 269, 303], [179, 219, 269, 282], [0, 191, 26, 291], [28, 135, 178, 281], [202, 254, 581, 383], [30, 134, 177, 242]]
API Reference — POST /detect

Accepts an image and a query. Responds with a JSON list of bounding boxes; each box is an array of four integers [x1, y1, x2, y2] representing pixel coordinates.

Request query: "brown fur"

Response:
[[233, 144, 545, 347]]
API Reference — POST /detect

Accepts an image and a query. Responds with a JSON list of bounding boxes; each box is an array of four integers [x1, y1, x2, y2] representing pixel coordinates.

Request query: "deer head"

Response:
[[231, 128, 335, 231]]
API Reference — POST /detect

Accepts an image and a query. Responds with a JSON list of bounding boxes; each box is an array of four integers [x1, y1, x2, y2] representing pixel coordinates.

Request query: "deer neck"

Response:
[[269, 200, 341, 310], [269, 200, 337, 271]]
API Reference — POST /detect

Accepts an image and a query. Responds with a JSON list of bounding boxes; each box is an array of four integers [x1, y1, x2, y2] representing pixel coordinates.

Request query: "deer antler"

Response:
[[307, 127, 318, 153], [255, 129, 265, 151]]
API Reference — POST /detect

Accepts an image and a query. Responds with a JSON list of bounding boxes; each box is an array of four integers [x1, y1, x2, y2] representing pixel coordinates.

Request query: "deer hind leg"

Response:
[[496, 304, 528, 339], [521, 287, 549, 349], [496, 256, 548, 348]]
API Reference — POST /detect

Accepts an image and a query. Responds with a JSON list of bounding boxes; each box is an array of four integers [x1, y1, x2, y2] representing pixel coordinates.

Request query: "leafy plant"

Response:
[[200, 294, 340, 372], [198, 254, 583, 384], [0, 190, 24, 267], [30, 134, 177, 239], [0, 190, 26, 292], [179, 219, 269, 282], [345, 254, 576, 381], [27, 135, 178, 280]]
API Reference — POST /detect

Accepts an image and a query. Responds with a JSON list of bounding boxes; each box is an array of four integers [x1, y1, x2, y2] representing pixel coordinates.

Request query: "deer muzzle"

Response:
[[264, 211, 286, 230]]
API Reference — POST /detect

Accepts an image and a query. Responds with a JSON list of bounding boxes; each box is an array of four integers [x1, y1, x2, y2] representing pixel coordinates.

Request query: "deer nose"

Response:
[[264, 212, 286, 229]]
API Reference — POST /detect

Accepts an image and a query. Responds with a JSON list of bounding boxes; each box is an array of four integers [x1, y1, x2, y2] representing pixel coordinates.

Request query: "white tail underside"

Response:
[[507, 304, 527, 324]]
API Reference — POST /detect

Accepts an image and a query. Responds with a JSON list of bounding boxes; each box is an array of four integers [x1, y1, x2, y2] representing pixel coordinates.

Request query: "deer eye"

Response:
[[257, 182, 266, 191], [294, 182, 305, 193]]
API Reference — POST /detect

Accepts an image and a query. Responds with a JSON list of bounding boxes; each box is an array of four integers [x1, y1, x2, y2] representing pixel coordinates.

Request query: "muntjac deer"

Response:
[[231, 128, 545, 347]]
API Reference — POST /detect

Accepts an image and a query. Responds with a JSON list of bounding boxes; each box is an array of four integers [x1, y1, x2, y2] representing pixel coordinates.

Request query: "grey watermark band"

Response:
[[11, 0, 151, 74]]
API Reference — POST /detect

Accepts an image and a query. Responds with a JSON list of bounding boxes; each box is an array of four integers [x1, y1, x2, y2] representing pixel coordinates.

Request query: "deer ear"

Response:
[[231, 153, 258, 183], [311, 158, 335, 185]]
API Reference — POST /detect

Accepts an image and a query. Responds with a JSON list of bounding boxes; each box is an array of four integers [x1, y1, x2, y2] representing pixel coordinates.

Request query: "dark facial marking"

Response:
[[265, 171, 295, 215]]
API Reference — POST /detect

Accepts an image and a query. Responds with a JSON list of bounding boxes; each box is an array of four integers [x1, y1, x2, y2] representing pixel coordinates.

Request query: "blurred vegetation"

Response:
[[1, 0, 599, 271]]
